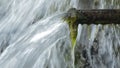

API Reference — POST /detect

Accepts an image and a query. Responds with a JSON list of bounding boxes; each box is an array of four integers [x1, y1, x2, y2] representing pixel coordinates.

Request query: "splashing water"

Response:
[[0, 0, 76, 68], [0, 0, 120, 68]]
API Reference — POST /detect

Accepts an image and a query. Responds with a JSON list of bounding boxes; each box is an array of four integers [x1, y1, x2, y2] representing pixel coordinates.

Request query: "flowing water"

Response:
[[0, 0, 120, 68]]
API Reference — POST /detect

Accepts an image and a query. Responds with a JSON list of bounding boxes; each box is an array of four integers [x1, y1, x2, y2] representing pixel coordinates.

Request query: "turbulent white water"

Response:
[[0, 0, 76, 68], [0, 0, 120, 68]]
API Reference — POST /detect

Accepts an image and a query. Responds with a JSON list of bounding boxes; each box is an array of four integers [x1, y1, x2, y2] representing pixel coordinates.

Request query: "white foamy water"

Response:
[[0, 0, 120, 68]]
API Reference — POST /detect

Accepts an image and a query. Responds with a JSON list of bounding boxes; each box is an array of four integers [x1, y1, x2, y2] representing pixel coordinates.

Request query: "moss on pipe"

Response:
[[63, 8, 80, 47], [63, 8, 120, 47]]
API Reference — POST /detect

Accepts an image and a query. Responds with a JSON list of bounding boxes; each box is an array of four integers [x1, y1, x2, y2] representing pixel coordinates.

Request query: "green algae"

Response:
[[62, 8, 79, 47]]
